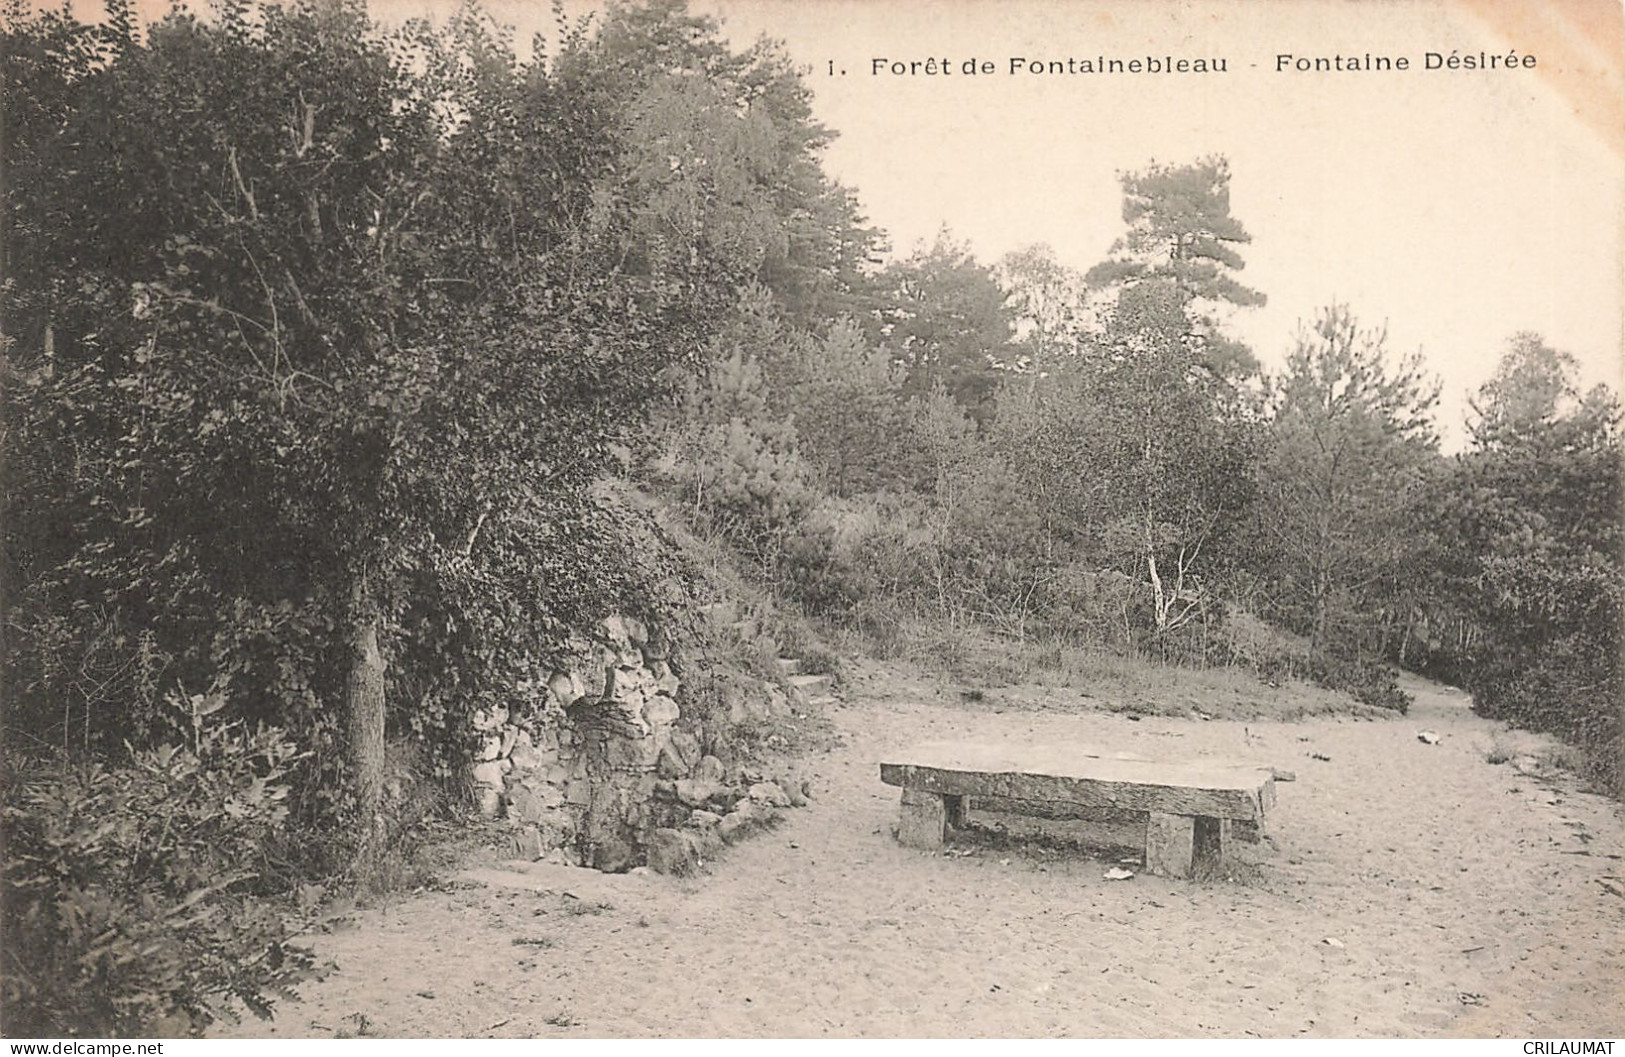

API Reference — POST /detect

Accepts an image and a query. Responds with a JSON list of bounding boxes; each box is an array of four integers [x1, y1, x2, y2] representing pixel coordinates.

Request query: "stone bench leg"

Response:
[[1144, 813, 1229, 877], [897, 789, 967, 848]]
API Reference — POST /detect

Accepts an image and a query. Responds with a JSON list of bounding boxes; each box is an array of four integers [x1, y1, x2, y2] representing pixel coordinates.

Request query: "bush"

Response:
[[1468, 634, 1621, 796], [1, 705, 319, 1037], [1299, 652, 1412, 714], [1217, 610, 1411, 713], [777, 523, 865, 618]]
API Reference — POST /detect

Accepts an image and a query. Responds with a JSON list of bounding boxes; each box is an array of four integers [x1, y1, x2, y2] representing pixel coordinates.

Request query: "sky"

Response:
[[122, 0, 1625, 446]]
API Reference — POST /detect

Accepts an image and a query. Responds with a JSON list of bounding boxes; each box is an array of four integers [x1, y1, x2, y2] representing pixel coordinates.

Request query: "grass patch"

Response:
[[845, 617, 1382, 722]]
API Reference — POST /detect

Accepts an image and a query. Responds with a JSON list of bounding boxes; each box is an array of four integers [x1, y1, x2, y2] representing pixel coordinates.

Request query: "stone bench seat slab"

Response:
[[879, 741, 1282, 878], [879, 741, 1277, 821]]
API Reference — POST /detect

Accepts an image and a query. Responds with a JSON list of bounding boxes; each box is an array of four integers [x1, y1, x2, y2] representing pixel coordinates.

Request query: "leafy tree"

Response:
[[660, 289, 815, 554], [1440, 335, 1621, 789], [993, 279, 1258, 646], [870, 229, 1014, 414], [997, 242, 1089, 367], [1255, 304, 1440, 651], [1085, 156, 1264, 377], [577, 0, 884, 327], [783, 319, 914, 496], [1, 1, 719, 835]]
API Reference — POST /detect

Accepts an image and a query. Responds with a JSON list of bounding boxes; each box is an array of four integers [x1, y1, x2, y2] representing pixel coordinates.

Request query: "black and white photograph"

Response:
[[2, 0, 1621, 1041]]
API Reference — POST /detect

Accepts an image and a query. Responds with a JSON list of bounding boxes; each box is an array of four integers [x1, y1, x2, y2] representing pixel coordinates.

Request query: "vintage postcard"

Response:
[[2, 0, 1620, 1042]]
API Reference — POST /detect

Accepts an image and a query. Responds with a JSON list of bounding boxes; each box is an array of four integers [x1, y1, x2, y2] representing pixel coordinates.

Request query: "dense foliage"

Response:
[[1443, 337, 1621, 791], [2, 0, 881, 1031], [2, 715, 316, 1036]]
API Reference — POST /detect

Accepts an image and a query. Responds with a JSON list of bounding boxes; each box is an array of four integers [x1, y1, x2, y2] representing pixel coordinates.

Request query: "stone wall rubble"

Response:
[[469, 614, 809, 873]]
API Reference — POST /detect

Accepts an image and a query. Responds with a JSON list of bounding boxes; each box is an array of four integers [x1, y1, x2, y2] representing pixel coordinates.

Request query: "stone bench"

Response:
[[879, 741, 1279, 878]]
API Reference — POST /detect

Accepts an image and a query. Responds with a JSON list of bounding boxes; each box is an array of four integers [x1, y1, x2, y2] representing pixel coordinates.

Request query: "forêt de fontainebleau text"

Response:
[[847, 51, 1539, 77]]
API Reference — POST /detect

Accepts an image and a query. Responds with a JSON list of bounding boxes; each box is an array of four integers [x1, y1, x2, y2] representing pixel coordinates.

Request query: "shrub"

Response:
[[1, 703, 319, 1037], [1468, 634, 1621, 796], [1303, 652, 1411, 714], [1217, 609, 1411, 713], [777, 523, 865, 618]]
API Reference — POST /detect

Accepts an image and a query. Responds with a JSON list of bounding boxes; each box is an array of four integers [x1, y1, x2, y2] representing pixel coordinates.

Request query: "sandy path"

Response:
[[225, 670, 1623, 1038]]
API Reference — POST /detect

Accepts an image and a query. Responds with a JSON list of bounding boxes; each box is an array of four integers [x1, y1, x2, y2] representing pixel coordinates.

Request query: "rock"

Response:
[[668, 731, 702, 773], [1417, 730, 1441, 745], [675, 778, 723, 808], [717, 810, 752, 843], [592, 838, 636, 874], [642, 694, 680, 729], [765, 685, 791, 718], [688, 809, 723, 830], [507, 785, 562, 824], [548, 670, 584, 709], [717, 802, 776, 843], [472, 704, 509, 732], [622, 616, 648, 646], [712, 785, 750, 811], [479, 734, 504, 762], [477, 786, 504, 819], [646, 827, 697, 876], [511, 825, 546, 861], [642, 627, 670, 661], [544, 846, 581, 867], [748, 781, 791, 808], [653, 669, 680, 697], [689, 824, 724, 859], [776, 777, 808, 808], [655, 743, 688, 780], [509, 739, 546, 771], [602, 735, 657, 771], [603, 614, 632, 648], [472, 760, 507, 788], [695, 755, 726, 785]]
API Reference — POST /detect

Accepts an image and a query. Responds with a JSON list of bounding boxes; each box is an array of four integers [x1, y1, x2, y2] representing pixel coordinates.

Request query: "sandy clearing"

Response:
[[223, 669, 1623, 1039]]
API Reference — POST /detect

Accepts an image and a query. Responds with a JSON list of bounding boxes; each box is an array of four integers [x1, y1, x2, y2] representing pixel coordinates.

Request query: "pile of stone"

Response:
[[646, 758, 811, 876], [467, 613, 810, 872]]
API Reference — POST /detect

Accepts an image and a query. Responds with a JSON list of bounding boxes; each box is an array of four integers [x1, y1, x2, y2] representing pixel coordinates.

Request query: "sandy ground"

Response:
[[224, 668, 1624, 1039]]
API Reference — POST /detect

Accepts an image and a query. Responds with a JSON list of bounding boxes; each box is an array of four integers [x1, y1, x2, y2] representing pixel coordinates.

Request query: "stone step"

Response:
[[788, 672, 834, 698], [775, 656, 803, 677]]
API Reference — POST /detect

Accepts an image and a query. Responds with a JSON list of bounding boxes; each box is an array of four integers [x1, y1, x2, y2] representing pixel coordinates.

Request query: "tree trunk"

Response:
[[1311, 571, 1328, 652], [346, 577, 386, 836]]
